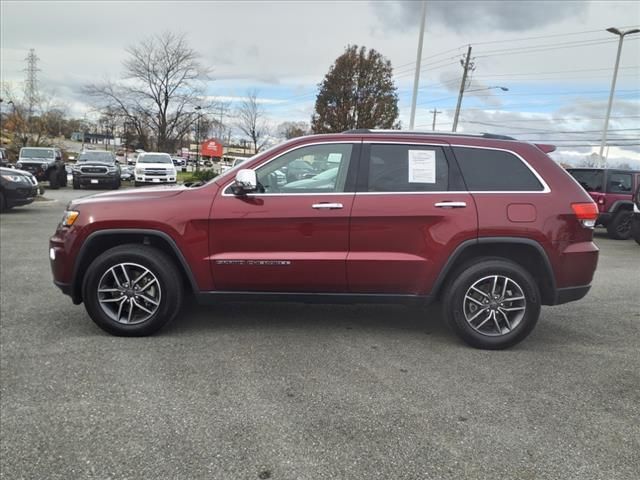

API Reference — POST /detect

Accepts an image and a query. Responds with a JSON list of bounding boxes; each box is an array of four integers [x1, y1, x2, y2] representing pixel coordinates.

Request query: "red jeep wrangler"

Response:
[[50, 132, 599, 349], [566, 167, 640, 240]]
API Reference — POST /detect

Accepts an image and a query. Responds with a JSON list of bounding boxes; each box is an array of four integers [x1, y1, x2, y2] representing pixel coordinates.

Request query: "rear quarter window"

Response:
[[607, 173, 632, 193], [454, 147, 544, 191], [567, 169, 604, 192]]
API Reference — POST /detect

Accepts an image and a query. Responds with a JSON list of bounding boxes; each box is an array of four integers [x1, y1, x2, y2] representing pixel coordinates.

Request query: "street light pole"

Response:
[[409, 0, 427, 130], [195, 106, 202, 172], [599, 27, 640, 164]]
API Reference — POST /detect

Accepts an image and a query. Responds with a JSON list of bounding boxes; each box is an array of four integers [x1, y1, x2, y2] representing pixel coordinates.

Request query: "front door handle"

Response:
[[312, 202, 344, 209], [434, 201, 467, 208]]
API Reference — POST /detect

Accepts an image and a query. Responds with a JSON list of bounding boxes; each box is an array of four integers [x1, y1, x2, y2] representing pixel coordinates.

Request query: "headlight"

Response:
[[106, 166, 117, 173], [1, 174, 27, 183], [135, 168, 144, 175], [16, 162, 22, 168], [60, 210, 80, 227]]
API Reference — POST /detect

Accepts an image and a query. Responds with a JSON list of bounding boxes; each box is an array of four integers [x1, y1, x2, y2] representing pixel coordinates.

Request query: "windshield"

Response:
[[20, 148, 54, 159], [567, 169, 604, 192], [138, 154, 172, 164], [78, 152, 115, 163]]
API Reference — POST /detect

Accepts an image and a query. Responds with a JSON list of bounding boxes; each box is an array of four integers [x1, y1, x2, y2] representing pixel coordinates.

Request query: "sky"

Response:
[[1, 0, 639, 166]]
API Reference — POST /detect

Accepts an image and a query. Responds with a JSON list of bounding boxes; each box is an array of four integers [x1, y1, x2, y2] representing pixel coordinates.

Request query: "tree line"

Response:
[[1, 32, 400, 156]]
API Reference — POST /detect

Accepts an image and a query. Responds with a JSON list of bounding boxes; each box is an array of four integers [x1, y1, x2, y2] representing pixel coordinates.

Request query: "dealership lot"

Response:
[[1, 188, 638, 479]]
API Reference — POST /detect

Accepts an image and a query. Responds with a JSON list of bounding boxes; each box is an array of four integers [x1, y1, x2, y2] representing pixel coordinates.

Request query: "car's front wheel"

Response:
[[48, 169, 60, 189], [631, 215, 640, 246], [443, 258, 541, 349], [82, 244, 183, 336]]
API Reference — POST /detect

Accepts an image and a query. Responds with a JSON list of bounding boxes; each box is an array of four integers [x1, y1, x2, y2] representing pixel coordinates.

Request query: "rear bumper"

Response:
[[552, 285, 591, 305]]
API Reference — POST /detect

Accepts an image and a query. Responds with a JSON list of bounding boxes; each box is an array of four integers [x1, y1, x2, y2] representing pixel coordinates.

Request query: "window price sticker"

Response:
[[408, 150, 436, 183]]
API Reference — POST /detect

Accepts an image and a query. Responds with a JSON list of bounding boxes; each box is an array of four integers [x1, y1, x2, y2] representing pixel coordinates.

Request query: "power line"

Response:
[[471, 25, 640, 46]]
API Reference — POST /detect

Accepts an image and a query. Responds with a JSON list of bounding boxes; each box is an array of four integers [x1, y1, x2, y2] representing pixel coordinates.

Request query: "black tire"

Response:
[[606, 210, 633, 240], [0, 192, 6, 212], [48, 169, 60, 189], [58, 167, 67, 187], [631, 215, 640, 246], [82, 244, 184, 336], [112, 177, 121, 190], [72, 178, 81, 190], [134, 181, 142, 187], [443, 257, 541, 350]]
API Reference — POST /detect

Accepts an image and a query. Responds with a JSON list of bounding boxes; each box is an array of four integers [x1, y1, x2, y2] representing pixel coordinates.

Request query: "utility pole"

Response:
[[23, 49, 40, 120], [452, 45, 474, 133], [599, 27, 640, 165], [429, 109, 441, 131], [409, 0, 427, 130]]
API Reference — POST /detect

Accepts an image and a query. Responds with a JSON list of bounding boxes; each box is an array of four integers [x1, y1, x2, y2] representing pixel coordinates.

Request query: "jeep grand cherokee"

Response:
[[50, 131, 599, 349]]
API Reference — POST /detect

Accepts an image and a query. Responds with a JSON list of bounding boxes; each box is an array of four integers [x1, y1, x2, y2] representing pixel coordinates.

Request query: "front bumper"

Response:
[[74, 173, 119, 186], [135, 175, 177, 183], [3, 183, 39, 207], [18, 164, 49, 180]]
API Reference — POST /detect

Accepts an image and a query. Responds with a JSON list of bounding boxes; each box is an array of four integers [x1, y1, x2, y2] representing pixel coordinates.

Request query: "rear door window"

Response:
[[365, 144, 448, 192], [454, 147, 544, 191]]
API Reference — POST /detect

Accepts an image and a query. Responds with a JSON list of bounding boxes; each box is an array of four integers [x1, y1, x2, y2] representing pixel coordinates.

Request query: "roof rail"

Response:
[[342, 129, 516, 141]]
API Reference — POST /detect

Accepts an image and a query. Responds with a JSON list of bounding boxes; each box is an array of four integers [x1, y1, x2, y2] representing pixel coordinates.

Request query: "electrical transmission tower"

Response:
[[23, 48, 41, 118]]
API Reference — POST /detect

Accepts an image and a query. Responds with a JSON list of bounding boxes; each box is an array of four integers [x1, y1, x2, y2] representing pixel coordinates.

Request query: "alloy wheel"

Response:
[[97, 262, 161, 325], [463, 275, 526, 336]]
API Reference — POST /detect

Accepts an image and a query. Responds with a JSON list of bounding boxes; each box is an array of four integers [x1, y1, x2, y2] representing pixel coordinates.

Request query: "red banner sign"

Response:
[[200, 139, 223, 158]]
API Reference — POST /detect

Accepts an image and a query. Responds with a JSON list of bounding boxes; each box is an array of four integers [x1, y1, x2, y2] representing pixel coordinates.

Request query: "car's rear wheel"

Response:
[[82, 244, 183, 336], [0, 192, 6, 212], [443, 258, 541, 349], [606, 210, 632, 240]]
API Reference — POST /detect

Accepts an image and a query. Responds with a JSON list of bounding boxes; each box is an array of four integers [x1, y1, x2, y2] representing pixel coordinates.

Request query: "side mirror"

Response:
[[231, 169, 257, 195]]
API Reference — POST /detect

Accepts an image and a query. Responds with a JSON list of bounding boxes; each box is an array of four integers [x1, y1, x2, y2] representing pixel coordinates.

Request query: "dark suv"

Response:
[[72, 150, 121, 189], [50, 132, 599, 349], [16, 147, 67, 189], [566, 168, 640, 240]]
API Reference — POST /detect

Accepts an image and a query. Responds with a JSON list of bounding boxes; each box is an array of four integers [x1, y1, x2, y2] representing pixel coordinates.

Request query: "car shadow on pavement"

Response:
[[163, 299, 453, 340]]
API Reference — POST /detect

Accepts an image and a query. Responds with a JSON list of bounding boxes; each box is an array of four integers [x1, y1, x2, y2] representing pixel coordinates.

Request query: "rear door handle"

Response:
[[312, 202, 344, 209], [434, 201, 467, 208]]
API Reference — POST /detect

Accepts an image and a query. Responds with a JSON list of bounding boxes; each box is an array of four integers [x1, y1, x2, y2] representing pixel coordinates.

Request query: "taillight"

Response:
[[571, 202, 598, 229]]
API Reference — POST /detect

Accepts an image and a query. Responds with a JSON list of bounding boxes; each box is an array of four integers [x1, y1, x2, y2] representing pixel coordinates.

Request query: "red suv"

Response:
[[50, 132, 599, 349], [566, 167, 640, 240]]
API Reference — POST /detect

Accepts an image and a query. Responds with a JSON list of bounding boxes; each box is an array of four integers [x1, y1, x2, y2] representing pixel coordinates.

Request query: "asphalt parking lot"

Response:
[[1, 188, 639, 480]]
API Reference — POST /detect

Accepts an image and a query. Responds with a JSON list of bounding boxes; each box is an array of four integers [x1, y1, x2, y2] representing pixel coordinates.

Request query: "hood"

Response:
[[17, 157, 54, 163], [0, 166, 35, 177], [136, 162, 176, 169], [75, 161, 118, 167], [70, 184, 187, 208]]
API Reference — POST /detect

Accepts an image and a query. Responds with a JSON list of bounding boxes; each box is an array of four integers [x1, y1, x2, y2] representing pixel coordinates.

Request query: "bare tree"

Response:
[[278, 121, 309, 139], [85, 31, 212, 152], [236, 90, 269, 153]]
